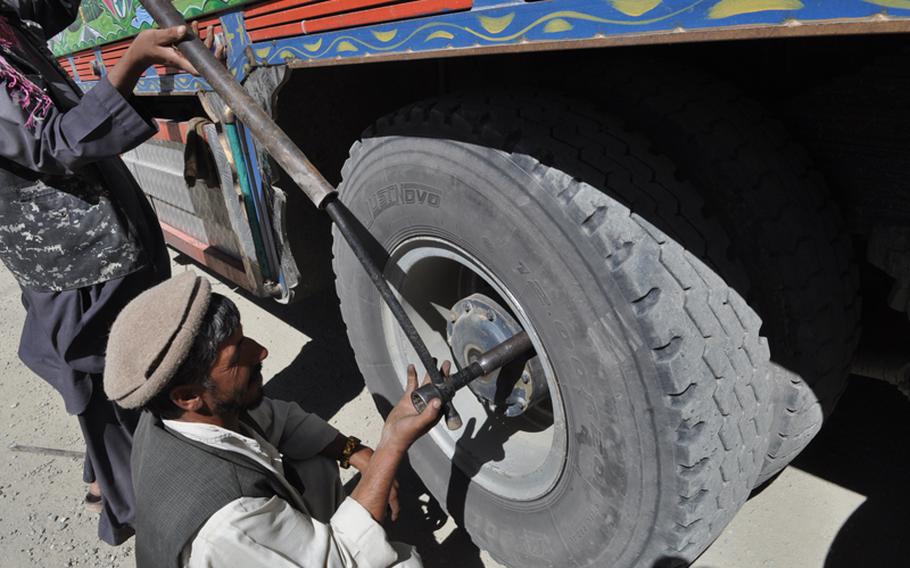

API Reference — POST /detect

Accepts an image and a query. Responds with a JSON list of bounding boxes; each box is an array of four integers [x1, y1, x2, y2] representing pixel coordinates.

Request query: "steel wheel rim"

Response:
[[381, 236, 567, 501]]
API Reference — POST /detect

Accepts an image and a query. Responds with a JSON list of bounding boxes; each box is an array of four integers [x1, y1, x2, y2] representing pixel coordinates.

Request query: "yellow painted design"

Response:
[[863, 0, 910, 8], [479, 13, 515, 34], [610, 0, 662, 17], [426, 30, 456, 40], [708, 0, 803, 19], [337, 41, 358, 52], [543, 18, 573, 33], [279, 50, 297, 60], [255, 48, 271, 58], [372, 29, 398, 42], [304, 39, 323, 52], [291, 1, 710, 59]]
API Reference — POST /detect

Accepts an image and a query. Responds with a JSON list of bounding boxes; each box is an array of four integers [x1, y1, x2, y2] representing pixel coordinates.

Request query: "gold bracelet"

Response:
[[339, 435, 361, 469]]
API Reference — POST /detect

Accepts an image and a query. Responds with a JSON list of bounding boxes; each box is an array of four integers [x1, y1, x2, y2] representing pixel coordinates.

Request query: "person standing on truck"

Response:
[[0, 0, 214, 546], [103, 272, 439, 567]]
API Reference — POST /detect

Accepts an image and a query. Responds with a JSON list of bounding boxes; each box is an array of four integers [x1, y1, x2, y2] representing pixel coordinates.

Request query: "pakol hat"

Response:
[[104, 272, 212, 409]]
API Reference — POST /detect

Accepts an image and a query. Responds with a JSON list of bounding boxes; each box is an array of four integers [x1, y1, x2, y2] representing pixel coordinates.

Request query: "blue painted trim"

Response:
[[225, 120, 274, 279], [220, 11, 253, 83], [136, 74, 211, 93], [239, 121, 283, 283], [72, 75, 209, 94], [65, 55, 79, 81], [93, 48, 106, 77], [83, 0, 909, 96], [250, 0, 910, 65]]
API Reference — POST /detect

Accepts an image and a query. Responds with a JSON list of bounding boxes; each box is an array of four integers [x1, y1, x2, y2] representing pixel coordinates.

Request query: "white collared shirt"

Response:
[[162, 399, 417, 568]]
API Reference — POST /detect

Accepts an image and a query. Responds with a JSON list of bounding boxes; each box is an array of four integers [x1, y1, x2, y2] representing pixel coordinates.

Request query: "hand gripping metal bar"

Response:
[[325, 200, 464, 429], [139, 0, 334, 208], [138, 0, 462, 426], [411, 331, 533, 412]]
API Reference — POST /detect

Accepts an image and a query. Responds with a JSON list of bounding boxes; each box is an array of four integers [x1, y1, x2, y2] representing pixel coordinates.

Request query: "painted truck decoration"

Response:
[[53, 0, 910, 94]]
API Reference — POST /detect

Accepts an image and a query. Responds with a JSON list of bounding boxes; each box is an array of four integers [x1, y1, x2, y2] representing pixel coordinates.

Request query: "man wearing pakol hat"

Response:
[[104, 272, 444, 567]]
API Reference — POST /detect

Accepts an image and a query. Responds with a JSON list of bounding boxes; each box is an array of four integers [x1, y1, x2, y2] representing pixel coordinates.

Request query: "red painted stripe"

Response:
[[305, 0, 470, 33], [74, 53, 101, 79], [245, 0, 397, 31], [247, 22, 305, 42], [245, 0, 321, 18], [151, 119, 196, 143], [57, 58, 76, 79], [159, 222, 250, 289], [152, 64, 185, 75]]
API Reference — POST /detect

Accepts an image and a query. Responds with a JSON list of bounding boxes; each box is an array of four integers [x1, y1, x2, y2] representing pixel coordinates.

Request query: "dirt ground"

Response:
[[0, 253, 907, 567]]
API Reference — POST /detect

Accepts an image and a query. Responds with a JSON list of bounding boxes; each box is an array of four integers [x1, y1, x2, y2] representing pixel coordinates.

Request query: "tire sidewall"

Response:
[[334, 136, 677, 566]]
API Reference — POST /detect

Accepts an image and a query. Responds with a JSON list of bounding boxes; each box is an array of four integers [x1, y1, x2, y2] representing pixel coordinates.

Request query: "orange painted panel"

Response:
[[245, 0, 320, 18], [245, 0, 395, 31], [305, 0, 471, 33], [151, 119, 195, 143], [74, 53, 101, 79], [57, 57, 73, 76]]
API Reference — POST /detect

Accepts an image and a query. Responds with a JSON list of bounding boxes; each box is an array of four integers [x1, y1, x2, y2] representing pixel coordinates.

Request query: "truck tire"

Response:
[[595, 65, 862, 485], [332, 94, 773, 567]]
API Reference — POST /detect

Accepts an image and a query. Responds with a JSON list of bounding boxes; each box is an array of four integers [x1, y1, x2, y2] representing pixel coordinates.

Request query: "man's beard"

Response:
[[213, 363, 264, 415]]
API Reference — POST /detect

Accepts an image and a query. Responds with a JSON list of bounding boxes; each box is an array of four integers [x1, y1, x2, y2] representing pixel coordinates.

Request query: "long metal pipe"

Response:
[[139, 0, 335, 208], [326, 200, 462, 428], [138, 0, 457, 421]]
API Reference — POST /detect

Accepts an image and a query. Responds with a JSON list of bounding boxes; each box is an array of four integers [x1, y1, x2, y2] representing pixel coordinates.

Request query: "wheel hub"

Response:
[[447, 293, 547, 417]]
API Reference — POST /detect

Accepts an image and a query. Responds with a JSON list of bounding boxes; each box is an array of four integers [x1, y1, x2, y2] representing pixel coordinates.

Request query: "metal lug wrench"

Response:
[[411, 331, 534, 412]]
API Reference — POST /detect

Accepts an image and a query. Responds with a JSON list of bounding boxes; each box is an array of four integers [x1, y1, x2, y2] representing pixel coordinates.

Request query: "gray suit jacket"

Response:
[[0, 0, 163, 291]]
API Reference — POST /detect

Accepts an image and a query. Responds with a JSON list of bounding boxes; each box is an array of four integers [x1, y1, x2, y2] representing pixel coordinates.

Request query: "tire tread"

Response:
[[344, 92, 774, 565], [594, 63, 861, 483]]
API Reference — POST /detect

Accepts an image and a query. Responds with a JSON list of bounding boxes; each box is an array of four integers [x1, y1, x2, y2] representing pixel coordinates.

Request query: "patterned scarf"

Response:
[[0, 14, 53, 130]]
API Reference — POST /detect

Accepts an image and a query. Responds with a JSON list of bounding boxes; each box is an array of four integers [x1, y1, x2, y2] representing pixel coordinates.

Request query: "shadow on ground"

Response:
[[385, 462, 487, 568], [259, 287, 365, 420], [364, 395, 489, 567], [791, 375, 910, 568]]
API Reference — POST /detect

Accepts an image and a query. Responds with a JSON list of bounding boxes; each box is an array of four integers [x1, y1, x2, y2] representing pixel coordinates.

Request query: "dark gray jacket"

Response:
[[0, 0, 162, 291]]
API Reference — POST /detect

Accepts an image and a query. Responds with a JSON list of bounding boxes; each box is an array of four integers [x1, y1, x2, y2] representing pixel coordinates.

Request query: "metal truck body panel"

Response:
[[53, 0, 910, 95]]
